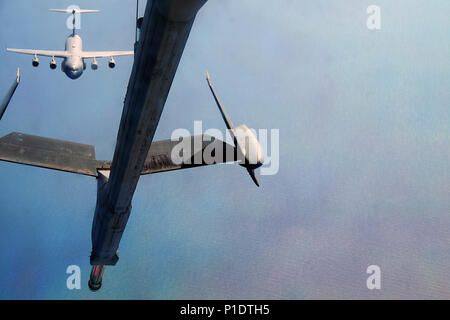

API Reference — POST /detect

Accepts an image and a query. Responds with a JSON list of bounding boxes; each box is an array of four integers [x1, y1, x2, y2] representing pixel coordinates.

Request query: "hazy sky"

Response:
[[0, 0, 449, 299]]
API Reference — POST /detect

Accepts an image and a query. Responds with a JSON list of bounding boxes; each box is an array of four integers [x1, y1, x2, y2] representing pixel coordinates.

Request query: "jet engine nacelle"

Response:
[[50, 58, 57, 70], [91, 59, 99, 70], [108, 57, 116, 69], [233, 124, 264, 169], [32, 56, 40, 67]]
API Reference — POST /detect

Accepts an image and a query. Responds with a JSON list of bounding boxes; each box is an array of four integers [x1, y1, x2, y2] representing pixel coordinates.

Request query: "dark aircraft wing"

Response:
[[0, 132, 99, 176], [0, 132, 237, 177], [0, 69, 20, 121], [141, 134, 237, 175]]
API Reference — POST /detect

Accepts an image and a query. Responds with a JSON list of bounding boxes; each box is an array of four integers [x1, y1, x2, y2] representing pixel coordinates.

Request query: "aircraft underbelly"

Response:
[[90, 0, 207, 267]]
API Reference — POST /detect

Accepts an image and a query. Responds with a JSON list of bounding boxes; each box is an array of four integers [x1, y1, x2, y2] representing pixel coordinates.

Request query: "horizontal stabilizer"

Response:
[[0, 132, 100, 176], [49, 9, 100, 13]]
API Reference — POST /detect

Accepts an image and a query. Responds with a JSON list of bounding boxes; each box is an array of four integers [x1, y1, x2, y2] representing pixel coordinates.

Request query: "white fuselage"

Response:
[[62, 34, 85, 79]]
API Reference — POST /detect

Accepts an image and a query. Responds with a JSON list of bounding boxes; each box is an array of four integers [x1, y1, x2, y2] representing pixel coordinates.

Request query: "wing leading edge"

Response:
[[6, 48, 133, 59], [81, 51, 134, 58], [6, 48, 69, 58]]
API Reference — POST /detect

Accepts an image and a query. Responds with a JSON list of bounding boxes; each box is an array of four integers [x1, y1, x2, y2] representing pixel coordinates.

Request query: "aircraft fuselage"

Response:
[[62, 34, 85, 79]]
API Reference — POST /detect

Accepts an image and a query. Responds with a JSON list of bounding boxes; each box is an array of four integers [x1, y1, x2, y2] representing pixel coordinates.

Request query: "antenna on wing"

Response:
[[49, 8, 100, 36], [206, 71, 264, 187]]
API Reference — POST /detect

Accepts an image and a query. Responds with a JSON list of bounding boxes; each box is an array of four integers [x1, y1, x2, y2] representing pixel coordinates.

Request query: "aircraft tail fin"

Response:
[[49, 8, 99, 35]]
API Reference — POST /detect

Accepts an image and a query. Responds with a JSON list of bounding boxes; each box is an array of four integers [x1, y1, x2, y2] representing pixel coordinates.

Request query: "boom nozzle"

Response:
[[88, 265, 105, 291]]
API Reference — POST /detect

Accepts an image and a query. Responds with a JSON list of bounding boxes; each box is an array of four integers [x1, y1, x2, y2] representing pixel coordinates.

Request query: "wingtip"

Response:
[[206, 70, 210, 81], [247, 168, 260, 187], [17, 68, 20, 82]]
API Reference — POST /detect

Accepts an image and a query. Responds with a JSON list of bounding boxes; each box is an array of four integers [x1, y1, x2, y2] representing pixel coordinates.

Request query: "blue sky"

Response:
[[0, 0, 449, 299]]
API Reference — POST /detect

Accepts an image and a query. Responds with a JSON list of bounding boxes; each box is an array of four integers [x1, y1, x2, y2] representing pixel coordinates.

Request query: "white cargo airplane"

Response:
[[7, 9, 134, 80]]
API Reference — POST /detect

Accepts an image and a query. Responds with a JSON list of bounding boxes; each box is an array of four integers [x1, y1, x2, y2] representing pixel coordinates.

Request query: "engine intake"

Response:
[[91, 59, 99, 70], [50, 58, 57, 70], [108, 57, 116, 69], [32, 56, 40, 67]]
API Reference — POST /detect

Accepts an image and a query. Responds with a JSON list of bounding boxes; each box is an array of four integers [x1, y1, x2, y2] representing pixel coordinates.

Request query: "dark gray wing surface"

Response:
[[0, 69, 20, 121], [141, 134, 237, 175], [0, 132, 100, 176], [0, 133, 237, 177]]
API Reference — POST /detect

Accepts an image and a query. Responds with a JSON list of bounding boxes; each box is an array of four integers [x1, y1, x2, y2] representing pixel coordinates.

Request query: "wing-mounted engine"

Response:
[[233, 124, 264, 167], [108, 57, 116, 68], [91, 58, 99, 70], [50, 57, 57, 69], [32, 55, 39, 67]]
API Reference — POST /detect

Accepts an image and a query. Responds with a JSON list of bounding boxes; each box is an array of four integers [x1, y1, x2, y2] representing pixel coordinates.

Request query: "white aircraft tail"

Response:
[[49, 8, 100, 35]]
